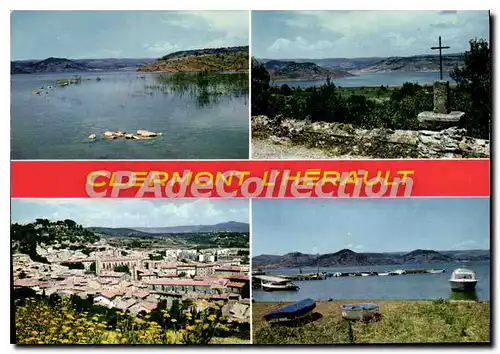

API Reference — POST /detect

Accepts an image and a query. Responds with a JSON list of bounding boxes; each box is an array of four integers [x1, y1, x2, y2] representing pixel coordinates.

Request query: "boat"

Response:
[[264, 298, 316, 322], [428, 269, 445, 274], [333, 272, 342, 277], [341, 303, 380, 321], [361, 273, 371, 276], [262, 281, 300, 291], [449, 268, 477, 292], [378, 272, 389, 276], [389, 269, 406, 276]]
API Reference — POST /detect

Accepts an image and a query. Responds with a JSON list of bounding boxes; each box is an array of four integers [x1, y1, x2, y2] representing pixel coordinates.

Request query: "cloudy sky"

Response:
[[252, 198, 490, 255], [252, 10, 490, 59], [11, 11, 249, 60], [11, 199, 249, 228]]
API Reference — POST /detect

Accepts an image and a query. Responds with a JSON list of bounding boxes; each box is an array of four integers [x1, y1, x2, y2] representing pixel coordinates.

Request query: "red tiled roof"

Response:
[[98, 291, 117, 299], [214, 267, 243, 272], [136, 302, 158, 311], [228, 282, 246, 288], [223, 275, 249, 281], [147, 279, 212, 287]]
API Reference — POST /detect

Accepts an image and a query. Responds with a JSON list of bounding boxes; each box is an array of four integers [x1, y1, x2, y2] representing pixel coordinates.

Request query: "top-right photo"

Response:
[[251, 10, 491, 160]]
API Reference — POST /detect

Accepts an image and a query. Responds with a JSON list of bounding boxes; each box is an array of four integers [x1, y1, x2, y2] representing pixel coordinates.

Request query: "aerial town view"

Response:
[[11, 199, 250, 344]]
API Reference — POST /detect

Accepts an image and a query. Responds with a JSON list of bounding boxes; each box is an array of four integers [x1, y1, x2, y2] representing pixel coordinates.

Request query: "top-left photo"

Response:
[[11, 10, 250, 160]]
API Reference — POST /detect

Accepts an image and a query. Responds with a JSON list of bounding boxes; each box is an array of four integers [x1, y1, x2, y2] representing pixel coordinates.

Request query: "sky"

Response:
[[11, 11, 249, 60], [252, 198, 490, 255], [11, 199, 249, 228], [252, 10, 490, 59]]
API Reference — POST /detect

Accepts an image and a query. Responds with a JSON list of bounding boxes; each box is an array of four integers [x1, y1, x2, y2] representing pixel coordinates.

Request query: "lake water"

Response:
[[11, 71, 249, 159], [253, 261, 490, 301], [274, 71, 454, 88]]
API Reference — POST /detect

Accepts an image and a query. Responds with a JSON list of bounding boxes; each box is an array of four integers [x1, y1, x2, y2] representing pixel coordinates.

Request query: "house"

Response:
[[94, 290, 117, 308], [128, 301, 158, 315]]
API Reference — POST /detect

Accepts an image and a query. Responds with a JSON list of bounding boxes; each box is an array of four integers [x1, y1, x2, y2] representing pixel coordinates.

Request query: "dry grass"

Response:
[[252, 299, 490, 344]]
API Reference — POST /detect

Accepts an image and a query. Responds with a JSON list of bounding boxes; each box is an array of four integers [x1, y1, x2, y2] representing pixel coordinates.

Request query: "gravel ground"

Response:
[[251, 138, 364, 160]]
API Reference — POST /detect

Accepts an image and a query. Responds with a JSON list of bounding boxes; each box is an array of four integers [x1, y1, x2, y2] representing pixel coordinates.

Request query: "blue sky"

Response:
[[252, 198, 490, 255], [11, 11, 249, 60], [252, 10, 490, 59], [11, 199, 249, 227]]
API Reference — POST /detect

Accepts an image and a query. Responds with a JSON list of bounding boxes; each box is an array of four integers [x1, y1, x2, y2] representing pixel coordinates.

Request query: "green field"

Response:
[[252, 300, 490, 344]]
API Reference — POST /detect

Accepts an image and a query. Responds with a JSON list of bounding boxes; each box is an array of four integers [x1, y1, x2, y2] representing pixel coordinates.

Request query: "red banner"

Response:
[[11, 159, 489, 198]]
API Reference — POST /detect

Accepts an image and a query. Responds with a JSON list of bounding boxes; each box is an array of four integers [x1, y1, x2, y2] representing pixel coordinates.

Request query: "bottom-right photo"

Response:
[[251, 198, 491, 344]]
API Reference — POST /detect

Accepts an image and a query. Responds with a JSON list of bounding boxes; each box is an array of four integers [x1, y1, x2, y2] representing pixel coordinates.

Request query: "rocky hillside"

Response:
[[138, 46, 249, 72], [361, 53, 464, 73], [11, 57, 91, 74], [267, 61, 353, 81], [252, 115, 489, 159], [252, 248, 489, 269]]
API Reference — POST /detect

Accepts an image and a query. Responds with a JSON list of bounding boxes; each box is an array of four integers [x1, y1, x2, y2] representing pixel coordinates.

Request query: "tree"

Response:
[[450, 38, 491, 139], [251, 58, 272, 116]]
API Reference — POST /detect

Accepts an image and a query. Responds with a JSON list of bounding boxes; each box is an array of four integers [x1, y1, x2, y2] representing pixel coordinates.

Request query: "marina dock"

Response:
[[261, 268, 446, 281]]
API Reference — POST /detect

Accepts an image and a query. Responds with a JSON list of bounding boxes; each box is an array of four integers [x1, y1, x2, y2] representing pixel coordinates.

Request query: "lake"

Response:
[[253, 261, 490, 301], [11, 71, 249, 159], [273, 71, 454, 88]]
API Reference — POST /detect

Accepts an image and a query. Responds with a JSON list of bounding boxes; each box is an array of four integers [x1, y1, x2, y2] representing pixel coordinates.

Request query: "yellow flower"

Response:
[[150, 321, 158, 326], [203, 324, 209, 329], [207, 314, 216, 322], [121, 338, 127, 344], [31, 330, 38, 336], [163, 313, 170, 318], [171, 319, 177, 323]]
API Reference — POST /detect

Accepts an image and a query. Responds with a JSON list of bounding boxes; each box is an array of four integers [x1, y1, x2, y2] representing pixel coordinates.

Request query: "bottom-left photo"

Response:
[[10, 199, 250, 345]]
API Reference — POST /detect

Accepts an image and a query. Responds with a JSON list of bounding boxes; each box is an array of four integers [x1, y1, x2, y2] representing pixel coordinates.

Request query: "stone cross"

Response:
[[431, 36, 450, 80]]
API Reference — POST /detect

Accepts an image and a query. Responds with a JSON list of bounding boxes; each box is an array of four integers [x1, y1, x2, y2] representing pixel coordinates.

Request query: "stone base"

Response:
[[417, 111, 465, 130]]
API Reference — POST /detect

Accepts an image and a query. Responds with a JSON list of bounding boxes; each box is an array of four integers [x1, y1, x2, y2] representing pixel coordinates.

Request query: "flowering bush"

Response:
[[15, 297, 230, 344]]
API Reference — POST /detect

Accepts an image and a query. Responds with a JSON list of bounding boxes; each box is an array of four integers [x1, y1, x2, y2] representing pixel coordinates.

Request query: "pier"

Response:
[[263, 268, 446, 281]]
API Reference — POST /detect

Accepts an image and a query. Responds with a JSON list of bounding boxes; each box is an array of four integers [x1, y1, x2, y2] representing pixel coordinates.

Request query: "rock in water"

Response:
[[137, 129, 158, 137], [104, 131, 117, 139]]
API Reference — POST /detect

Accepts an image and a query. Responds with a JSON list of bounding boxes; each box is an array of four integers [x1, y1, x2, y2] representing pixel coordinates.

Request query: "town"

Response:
[[12, 218, 250, 343]]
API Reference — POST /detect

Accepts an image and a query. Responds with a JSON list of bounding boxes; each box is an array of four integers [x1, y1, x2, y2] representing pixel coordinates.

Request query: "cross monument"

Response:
[[431, 36, 450, 80]]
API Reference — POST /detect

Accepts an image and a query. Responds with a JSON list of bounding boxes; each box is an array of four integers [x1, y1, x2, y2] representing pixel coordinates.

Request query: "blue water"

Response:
[[253, 261, 490, 301], [273, 71, 454, 88], [11, 71, 249, 159]]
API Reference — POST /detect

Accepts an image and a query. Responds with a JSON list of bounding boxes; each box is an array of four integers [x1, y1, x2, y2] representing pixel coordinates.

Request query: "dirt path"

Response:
[[251, 138, 364, 160]]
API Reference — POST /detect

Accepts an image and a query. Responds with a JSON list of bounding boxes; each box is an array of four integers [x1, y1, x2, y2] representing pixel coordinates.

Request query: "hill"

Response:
[[252, 248, 489, 269], [267, 61, 354, 81], [11, 57, 156, 74], [11, 57, 91, 74], [87, 221, 249, 236], [261, 57, 383, 70], [138, 46, 249, 73], [360, 53, 464, 73], [132, 221, 250, 234]]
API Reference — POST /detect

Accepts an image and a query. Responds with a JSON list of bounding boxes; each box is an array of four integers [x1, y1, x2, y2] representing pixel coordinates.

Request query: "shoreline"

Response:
[[253, 300, 491, 344]]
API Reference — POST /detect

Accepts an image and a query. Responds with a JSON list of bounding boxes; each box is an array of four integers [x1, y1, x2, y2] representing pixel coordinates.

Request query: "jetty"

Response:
[[260, 268, 446, 281]]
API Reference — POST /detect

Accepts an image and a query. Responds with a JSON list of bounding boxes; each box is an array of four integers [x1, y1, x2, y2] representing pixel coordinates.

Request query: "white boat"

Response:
[[361, 273, 371, 276], [428, 269, 445, 274], [333, 272, 342, 277], [378, 272, 389, 276], [341, 303, 380, 321], [389, 269, 406, 275], [262, 281, 300, 291], [449, 268, 477, 292]]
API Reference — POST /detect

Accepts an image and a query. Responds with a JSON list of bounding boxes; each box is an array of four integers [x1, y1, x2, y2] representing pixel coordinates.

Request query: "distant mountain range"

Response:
[[263, 60, 353, 81], [87, 221, 249, 237], [253, 248, 490, 269], [257, 53, 464, 77], [11, 57, 156, 74]]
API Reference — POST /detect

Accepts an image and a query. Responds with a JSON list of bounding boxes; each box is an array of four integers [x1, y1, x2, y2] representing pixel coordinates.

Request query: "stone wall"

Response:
[[252, 115, 489, 159]]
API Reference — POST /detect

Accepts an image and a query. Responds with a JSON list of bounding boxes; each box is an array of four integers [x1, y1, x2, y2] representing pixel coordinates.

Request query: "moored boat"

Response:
[[264, 298, 316, 322], [341, 303, 380, 321], [378, 272, 389, 276], [262, 281, 300, 291], [449, 268, 477, 292], [428, 269, 445, 274]]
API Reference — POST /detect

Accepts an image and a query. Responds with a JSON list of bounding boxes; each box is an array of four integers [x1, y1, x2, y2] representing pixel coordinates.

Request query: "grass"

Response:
[[252, 300, 490, 344]]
